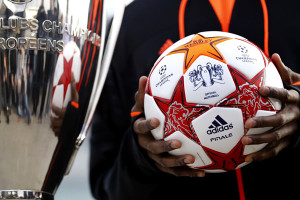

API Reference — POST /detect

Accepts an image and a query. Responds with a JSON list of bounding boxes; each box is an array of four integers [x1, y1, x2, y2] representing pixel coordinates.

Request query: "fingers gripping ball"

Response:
[[144, 31, 283, 172]]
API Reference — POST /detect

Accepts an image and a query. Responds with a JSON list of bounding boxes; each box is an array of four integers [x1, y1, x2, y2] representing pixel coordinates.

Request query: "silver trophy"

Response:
[[0, 0, 125, 199]]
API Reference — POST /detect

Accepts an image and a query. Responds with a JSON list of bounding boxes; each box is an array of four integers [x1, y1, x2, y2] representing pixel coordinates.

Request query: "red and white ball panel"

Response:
[[264, 62, 283, 89], [144, 94, 166, 140], [183, 55, 236, 105], [52, 54, 65, 109], [52, 41, 81, 109], [216, 39, 266, 80], [192, 107, 244, 154], [52, 84, 64, 108], [61, 45, 81, 108], [150, 54, 184, 100], [63, 85, 72, 108], [263, 62, 284, 110], [53, 54, 64, 87], [165, 131, 212, 168], [62, 41, 81, 83], [70, 51, 81, 83]]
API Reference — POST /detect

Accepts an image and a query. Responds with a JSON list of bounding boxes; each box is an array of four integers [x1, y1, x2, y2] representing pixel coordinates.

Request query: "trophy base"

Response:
[[0, 190, 53, 200]]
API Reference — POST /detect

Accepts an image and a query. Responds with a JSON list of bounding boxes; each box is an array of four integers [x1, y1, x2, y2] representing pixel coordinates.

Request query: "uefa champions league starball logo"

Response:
[[237, 45, 248, 53], [159, 65, 167, 75]]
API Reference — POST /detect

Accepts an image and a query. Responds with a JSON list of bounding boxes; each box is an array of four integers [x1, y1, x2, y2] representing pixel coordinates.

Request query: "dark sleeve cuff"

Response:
[[129, 112, 164, 176], [286, 84, 300, 93], [285, 84, 300, 149]]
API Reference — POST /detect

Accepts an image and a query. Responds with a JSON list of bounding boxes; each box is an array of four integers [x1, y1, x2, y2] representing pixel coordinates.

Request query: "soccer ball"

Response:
[[144, 31, 283, 172], [52, 41, 81, 109]]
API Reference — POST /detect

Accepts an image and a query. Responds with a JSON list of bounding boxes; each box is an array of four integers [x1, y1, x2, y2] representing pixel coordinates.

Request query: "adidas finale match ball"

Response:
[[52, 41, 81, 109], [144, 31, 283, 172]]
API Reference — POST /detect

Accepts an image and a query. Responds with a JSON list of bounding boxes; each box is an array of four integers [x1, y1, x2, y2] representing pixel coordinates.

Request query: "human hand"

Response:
[[272, 53, 300, 85], [242, 53, 300, 162], [132, 76, 205, 177]]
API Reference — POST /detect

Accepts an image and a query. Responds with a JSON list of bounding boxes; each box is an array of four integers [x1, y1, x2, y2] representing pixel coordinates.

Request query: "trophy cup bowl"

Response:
[[0, 0, 125, 199]]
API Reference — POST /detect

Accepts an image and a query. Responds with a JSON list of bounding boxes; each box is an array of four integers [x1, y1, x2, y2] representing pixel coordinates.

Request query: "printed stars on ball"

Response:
[[168, 34, 231, 73], [154, 78, 209, 144]]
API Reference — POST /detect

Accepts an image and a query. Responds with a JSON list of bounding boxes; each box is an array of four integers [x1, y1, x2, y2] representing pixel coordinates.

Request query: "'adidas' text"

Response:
[[207, 123, 233, 135]]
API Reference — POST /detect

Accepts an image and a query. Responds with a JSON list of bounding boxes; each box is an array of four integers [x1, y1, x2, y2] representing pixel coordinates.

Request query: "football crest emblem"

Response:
[[188, 62, 225, 90]]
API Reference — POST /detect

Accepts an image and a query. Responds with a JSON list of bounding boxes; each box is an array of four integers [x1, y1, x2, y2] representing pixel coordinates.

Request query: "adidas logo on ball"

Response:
[[207, 115, 233, 135]]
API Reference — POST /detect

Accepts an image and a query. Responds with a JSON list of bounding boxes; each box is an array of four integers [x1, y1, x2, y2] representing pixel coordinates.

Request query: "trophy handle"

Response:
[[64, 0, 126, 176]]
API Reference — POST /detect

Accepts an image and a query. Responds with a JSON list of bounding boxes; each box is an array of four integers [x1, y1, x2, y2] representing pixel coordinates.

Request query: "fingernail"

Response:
[[197, 171, 205, 177], [245, 156, 253, 163], [184, 155, 195, 164], [245, 119, 256, 129], [242, 136, 253, 145], [149, 119, 155, 127], [149, 119, 159, 128], [170, 141, 180, 149], [184, 158, 192, 164], [260, 86, 270, 95]]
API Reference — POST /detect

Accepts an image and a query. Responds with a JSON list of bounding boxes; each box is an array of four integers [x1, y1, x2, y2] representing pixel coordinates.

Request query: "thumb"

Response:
[[131, 76, 148, 113], [271, 53, 300, 85]]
